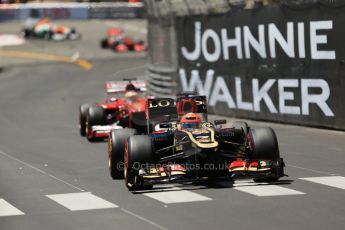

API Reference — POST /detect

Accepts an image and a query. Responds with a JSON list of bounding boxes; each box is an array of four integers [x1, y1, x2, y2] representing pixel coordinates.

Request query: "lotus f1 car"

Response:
[[22, 18, 81, 41], [100, 28, 145, 52], [108, 93, 209, 179], [115, 96, 285, 190], [79, 79, 148, 141]]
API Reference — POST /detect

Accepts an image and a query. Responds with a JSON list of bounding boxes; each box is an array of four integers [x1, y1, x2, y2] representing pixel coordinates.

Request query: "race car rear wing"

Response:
[[105, 80, 147, 93], [146, 96, 208, 132], [176, 95, 208, 121], [146, 98, 178, 132]]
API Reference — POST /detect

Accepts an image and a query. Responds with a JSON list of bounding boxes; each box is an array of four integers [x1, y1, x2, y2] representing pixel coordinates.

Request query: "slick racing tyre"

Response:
[[249, 128, 280, 160], [44, 30, 53, 40], [125, 135, 153, 191], [86, 106, 105, 141], [68, 28, 81, 40], [87, 106, 105, 127], [79, 103, 90, 136], [100, 39, 108, 48], [21, 29, 32, 38], [108, 128, 137, 179], [249, 128, 282, 182], [233, 121, 249, 144]]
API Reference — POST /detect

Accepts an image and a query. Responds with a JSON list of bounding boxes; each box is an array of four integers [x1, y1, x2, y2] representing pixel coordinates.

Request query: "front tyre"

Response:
[[86, 106, 105, 141], [249, 128, 283, 182], [79, 103, 90, 136], [108, 128, 137, 179], [125, 135, 153, 191]]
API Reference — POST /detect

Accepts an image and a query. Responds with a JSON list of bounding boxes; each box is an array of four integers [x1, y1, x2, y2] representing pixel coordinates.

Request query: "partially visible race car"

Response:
[[100, 28, 145, 52], [79, 79, 148, 141], [21, 18, 81, 41], [114, 96, 285, 190]]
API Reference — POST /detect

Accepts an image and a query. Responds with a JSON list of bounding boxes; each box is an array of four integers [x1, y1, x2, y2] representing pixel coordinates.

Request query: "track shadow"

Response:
[[86, 137, 107, 143], [132, 179, 295, 194]]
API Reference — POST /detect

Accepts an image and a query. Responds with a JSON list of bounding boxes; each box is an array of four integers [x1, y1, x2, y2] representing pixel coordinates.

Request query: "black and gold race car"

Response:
[[110, 96, 285, 190]]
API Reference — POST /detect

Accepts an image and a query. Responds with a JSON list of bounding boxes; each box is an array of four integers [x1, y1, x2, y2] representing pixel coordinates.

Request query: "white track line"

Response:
[[46, 192, 118, 211], [0, 150, 168, 229], [234, 184, 305, 196], [0, 199, 25, 217], [300, 176, 345, 190], [121, 208, 169, 230], [0, 150, 85, 192], [0, 34, 25, 47], [144, 189, 212, 204]]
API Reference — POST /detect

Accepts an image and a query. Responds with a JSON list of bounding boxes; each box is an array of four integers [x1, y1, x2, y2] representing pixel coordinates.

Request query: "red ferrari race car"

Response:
[[110, 94, 285, 190], [79, 79, 148, 141], [100, 28, 145, 52]]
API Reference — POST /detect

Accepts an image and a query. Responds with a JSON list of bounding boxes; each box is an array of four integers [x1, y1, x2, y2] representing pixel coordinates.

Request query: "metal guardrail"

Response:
[[146, 64, 177, 97]]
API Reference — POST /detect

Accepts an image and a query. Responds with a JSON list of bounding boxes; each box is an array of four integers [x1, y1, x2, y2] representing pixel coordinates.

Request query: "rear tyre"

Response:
[[79, 103, 90, 136], [108, 128, 137, 179], [44, 30, 53, 40], [233, 121, 249, 144], [249, 128, 282, 182], [86, 106, 105, 141], [69, 29, 81, 40], [125, 135, 153, 191], [233, 121, 249, 136], [22, 29, 32, 38]]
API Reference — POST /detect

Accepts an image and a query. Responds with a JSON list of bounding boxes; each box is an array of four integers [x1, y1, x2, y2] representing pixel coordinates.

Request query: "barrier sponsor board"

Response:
[[19, 7, 88, 20], [177, 6, 345, 129], [0, 4, 19, 21], [0, 3, 143, 21]]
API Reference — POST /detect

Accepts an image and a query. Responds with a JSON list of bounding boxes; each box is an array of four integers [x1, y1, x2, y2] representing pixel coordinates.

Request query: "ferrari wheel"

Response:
[[108, 128, 137, 179], [125, 135, 153, 191], [86, 106, 105, 141], [79, 103, 90, 137]]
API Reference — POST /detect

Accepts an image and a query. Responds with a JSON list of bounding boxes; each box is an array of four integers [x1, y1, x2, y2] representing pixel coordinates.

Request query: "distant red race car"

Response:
[[79, 80, 149, 141], [100, 28, 146, 52]]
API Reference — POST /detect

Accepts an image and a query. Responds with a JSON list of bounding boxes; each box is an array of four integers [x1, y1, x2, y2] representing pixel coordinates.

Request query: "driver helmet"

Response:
[[180, 113, 202, 129], [125, 90, 138, 103], [37, 18, 50, 25]]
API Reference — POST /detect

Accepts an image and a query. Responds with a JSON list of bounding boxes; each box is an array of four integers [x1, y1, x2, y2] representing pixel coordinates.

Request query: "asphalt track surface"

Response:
[[0, 19, 146, 66], [1, 20, 345, 230]]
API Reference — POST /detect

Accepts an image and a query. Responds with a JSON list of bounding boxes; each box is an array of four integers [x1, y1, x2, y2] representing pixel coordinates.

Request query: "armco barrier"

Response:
[[88, 2, 144, 19], [146, 0, 345, 130]]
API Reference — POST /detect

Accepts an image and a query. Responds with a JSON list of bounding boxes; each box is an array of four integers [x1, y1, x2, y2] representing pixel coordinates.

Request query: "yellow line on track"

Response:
[[0, 50, 93, 70]]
